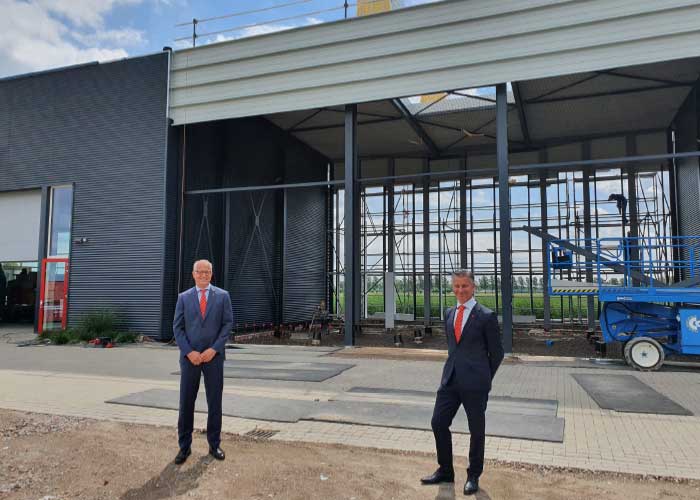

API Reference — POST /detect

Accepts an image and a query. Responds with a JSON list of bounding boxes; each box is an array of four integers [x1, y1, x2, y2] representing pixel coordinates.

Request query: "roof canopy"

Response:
[[170, 0, 700, 126]]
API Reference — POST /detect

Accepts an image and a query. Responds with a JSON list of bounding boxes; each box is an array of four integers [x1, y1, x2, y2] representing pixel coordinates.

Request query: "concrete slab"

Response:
[[108, 387, 565, 442], [173, 359, 355, 382], [227, 345, 342, 354], [572, 373, 693, 416], [107, 388, 316, 423], [343, 387, 559, 417], [308, 400, 565, 442]]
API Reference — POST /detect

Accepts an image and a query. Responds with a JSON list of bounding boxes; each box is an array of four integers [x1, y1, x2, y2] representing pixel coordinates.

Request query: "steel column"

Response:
[[423, 159, 431, 327], [667, 129, 681, 282], [344, 104, 358, 346], [626, 135, 640, 287], [539, 166, 551, 331], [497, 83, 513, 354], [582, 142, 595, 332], [388, 160, 395, 273], [460, 158, 468, 268]]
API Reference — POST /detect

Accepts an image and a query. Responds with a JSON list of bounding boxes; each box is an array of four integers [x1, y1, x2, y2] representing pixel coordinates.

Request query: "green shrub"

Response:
[[78, 310, 118, 338], [44, 310, 139, 346], [114, 332, 137, 344], [52, 332, 70, 345]]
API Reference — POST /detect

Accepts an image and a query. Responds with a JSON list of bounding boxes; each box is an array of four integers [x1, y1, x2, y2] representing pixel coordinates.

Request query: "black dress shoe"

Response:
[[464, 477, 479, 495], [420, 469, 455, 485], [174, 448, 191, 465], [209, 447, 225, 460]]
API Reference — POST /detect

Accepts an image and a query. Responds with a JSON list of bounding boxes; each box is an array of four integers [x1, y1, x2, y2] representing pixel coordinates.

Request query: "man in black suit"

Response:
[[421, 270, 504, 495]]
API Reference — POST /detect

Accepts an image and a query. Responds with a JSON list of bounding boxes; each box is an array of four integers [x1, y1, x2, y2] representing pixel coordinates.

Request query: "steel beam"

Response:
[[497, 83, 513, 354], [294, 117, 402, 133], [527, 83, 693, 105], [187, 179, 343, 195], [512, 82, 532, 146], [597, 69, 696, 87], [392, 99, 440, 157]]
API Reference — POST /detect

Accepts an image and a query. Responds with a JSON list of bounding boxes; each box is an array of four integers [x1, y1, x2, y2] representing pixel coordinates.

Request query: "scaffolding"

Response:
[[329, 164, 672, 326]]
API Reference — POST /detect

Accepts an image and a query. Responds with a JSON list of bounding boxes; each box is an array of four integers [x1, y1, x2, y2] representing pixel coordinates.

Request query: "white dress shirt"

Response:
[[196, 285, 211, 302], [454, 297, 477, 334]]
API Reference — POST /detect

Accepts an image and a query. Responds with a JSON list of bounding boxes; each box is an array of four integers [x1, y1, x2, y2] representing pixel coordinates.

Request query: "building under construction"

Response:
[[1, 0, 700, 354]]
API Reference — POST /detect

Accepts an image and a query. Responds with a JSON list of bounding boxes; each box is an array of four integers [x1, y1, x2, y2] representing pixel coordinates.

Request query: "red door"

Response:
[[38, 258, 69, 334]]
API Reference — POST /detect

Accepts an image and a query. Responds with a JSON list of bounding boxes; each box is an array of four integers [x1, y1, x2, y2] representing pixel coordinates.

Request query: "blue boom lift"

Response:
[[524, 226, 700, 371]]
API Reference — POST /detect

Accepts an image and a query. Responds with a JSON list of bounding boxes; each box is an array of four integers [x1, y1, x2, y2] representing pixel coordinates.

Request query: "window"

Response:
[[48, 186, 73, 257]]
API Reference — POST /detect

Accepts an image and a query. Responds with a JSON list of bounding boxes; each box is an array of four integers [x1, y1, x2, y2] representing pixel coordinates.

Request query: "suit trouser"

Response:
[[178, 354, 224, 451], [431, 373, 489, 478]]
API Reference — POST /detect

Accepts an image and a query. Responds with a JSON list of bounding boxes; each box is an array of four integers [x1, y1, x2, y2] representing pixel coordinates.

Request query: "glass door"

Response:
[[38, 258, 69, 334]]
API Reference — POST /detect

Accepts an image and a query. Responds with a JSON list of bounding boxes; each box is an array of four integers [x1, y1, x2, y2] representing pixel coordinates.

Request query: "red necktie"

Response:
[[454, 305, 465, 343], [199, 289, 207, 318]]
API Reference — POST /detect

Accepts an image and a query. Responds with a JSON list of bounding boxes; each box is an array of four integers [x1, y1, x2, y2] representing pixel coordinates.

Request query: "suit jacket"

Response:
[[173, 285, 234, 360], [440, 302, 504, 392]]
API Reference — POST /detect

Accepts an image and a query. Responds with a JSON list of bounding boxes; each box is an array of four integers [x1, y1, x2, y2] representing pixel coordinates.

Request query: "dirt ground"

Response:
[[1, 410, 699, 500], [234, 325, 601, 358]]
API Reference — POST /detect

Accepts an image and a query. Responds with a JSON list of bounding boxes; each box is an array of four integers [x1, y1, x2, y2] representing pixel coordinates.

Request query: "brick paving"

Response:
[[1, 330, 700, 480]]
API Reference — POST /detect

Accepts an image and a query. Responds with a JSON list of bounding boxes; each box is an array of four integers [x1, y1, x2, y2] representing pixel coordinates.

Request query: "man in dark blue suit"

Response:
[[421, 270, 504, 495], [173, 259, 233, 465]]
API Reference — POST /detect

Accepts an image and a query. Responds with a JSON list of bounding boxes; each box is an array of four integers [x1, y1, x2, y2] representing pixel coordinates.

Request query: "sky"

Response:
[[0, 0, 440, 79]]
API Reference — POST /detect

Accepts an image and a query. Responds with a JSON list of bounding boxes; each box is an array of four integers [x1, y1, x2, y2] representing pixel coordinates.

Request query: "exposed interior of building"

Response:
[[174, 53, 700, 353]]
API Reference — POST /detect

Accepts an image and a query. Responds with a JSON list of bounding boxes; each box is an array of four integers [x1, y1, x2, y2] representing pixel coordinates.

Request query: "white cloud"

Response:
[[194, 16, 327, 48], [71, 28, 146, 47], [0, 0, 146, 78], [36, 0, 141, 29], [240, 22, 297, 38], [595, 179, 624, 196]]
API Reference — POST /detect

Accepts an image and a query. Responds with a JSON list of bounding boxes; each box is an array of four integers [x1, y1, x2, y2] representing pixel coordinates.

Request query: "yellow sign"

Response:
[[420, 93, 447, 104], [357, 0, 392, 16]]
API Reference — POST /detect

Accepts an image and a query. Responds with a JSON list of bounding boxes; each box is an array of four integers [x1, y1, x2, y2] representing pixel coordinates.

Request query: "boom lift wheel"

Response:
[[624, 336, 665, 371]]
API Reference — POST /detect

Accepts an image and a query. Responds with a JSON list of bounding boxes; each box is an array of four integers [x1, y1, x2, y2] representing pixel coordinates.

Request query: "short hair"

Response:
[[451, 269, 476, 284], [192, 259, 213, 272]]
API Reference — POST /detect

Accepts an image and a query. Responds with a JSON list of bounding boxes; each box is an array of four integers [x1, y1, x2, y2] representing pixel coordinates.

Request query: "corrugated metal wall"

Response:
[[674, 88, 700, 242], [175, 117, 328, 330], [170, 0, 700, 124], [283, 187, 327, 323], [227, 190, 282, 326], [0, 54, 170, 336]]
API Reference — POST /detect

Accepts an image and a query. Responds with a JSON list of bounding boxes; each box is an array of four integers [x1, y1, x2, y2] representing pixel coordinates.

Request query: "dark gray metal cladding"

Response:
[[176, 116, 328, 332], [227, 189, 282, 326], [674, 87, 700, 275], [0, 54, 170, 337], [283, 187, 327, 323]]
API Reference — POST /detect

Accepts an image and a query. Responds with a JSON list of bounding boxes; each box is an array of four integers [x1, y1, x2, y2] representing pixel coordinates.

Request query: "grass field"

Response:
[[334, 293, 599, 320]]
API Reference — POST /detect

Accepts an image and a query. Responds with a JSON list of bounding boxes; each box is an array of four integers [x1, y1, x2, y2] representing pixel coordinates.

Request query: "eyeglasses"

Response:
[[194, 270, 212, 275]]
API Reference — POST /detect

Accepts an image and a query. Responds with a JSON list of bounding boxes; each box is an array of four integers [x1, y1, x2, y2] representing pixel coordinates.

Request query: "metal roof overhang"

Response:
[[258, 56, 700, 167], [169, 0, 700, 126]]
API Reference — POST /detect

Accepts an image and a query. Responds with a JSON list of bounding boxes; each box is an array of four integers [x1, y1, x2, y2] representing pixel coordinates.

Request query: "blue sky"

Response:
[[0, 0, 439, 78]]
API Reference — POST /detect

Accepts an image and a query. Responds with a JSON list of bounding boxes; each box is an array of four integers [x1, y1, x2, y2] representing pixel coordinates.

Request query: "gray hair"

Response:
[[451, 269, 476, 284], [192, 259, 213, 272]]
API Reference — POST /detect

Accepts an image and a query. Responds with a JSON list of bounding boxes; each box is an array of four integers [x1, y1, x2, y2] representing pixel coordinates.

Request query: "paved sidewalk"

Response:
[[1, 332, 700, 480]]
